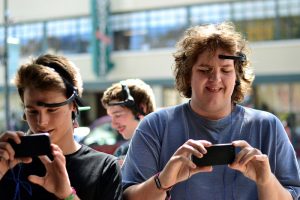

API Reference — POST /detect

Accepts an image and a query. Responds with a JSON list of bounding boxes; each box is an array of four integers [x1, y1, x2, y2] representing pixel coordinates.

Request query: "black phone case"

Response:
[[192, 144, 235, 166], [8, 134, 51, 158]]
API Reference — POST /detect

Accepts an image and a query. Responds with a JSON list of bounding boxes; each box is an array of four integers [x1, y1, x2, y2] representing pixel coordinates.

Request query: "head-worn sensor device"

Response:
[[218, 52, 246, 62], [28, 61, 90, 111], [108, 83, 146, 117]]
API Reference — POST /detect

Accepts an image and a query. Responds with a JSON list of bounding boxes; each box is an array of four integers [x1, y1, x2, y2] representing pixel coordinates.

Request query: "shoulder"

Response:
[[237, 105, 283, 133], [141, 103, 188, 125], [239, 105, 279, 122], [134, 103, 189, 140]]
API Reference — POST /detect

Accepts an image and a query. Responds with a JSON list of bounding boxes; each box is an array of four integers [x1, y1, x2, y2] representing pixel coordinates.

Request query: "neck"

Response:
[[190, 101, 233, 120], [56, 128, 81, 155]]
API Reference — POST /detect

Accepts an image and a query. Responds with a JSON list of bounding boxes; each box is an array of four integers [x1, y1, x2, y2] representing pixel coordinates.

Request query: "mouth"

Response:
[[206, 87, 222, 93], [117, 126, 125, 133], [36, 129, 53, 135]]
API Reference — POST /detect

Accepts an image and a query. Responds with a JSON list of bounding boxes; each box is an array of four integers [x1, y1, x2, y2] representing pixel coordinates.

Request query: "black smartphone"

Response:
[[8, 133, 51, 158], [192, 144, 235, 166]]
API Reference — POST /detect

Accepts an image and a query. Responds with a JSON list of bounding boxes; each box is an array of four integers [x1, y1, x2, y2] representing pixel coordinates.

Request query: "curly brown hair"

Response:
[[173, 22, 254, 103], [101, 79, 156, 116], [14, 54, 83, 102]]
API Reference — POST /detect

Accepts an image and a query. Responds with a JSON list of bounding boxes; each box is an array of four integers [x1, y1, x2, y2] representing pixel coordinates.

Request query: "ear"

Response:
[[72, 111, 77, 120], [139, 104, 147, 115], [72, 102, 77, 111], [138, 114, 145, 120]]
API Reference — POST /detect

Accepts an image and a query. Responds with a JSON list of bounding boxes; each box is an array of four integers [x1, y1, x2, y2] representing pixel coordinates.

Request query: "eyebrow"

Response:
[[196, 64, 213, 68], [111, 110, 126, 115]]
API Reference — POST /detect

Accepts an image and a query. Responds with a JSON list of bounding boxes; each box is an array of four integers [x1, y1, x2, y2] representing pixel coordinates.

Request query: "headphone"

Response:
[[19, 59, 88, 123], [108, 83, 146, 120]]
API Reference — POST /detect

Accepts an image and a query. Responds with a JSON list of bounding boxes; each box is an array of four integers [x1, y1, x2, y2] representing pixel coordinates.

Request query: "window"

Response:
[[190, 3, 231, 24], [47, 18, 91, 54], [111, 8, 187, 51], [9, 23, 44, 56]]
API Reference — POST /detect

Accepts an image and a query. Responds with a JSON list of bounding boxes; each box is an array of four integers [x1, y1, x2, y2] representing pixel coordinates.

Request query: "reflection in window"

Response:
[[47, 18, 91, 54], [147, 8, 187, 49], [9, 23, 44, 56], [190, 3, 231, 24], [111, 11, 147, 51], [111, 8, 187, 51]]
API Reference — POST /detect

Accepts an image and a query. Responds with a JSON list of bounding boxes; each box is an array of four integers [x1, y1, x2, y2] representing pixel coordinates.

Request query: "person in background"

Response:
[[282, 120, 292, 142], [121, 22, 300, 200], [101, 79, 156, 165], [0, 54, 122, 199]]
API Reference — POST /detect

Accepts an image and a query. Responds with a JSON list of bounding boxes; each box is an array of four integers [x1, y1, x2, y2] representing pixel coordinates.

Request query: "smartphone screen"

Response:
[[8, 133, 51, 158], [192, 144, 235, 166]]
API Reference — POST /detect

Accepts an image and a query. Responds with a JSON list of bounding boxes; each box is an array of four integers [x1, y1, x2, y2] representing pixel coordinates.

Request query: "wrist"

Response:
[[154, 172, 173, 199], [61, 187, 76, 200], [256, 173, 274, 187]]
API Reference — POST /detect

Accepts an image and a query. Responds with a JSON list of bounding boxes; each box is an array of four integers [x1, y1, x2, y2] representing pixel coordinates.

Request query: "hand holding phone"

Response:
[[8, 133, 51, 158], [192, 143, 235, 166]]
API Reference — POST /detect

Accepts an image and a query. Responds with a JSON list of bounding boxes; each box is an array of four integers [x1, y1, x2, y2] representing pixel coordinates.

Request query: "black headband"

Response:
[[218, 52, 246, 62], [108, 84, 146, 116], [34, 61, 89, 110]]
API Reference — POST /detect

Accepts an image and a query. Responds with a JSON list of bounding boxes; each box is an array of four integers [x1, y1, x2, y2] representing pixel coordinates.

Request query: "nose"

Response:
[[37, 112, 49, 127], [208, 68, 221, 82], [111, 117, 118, 129]]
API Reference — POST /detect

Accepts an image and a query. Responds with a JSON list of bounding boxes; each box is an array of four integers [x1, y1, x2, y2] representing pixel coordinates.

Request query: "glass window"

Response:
[[190, 3, 231, 25], [233, 0, 275, 21], [279, 0, 300, 17], [147, 8, 187, 49], [47, 17, 91, 54], [8, 23, 44, 57], [111, 12, 147, 51], [111, 8, 187, 51]]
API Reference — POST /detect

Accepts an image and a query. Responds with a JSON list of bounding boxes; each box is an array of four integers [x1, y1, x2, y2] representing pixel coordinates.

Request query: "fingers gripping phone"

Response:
[[8, 133, 51, 158], [192, 144, 235, 166]]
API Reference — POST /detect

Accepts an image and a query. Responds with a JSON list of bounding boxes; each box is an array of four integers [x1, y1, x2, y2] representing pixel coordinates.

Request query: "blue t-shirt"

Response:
[[122, 103, 300, 200]]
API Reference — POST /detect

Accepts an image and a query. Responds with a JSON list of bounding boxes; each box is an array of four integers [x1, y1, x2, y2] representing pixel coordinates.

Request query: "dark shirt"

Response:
[[0, 145, 123, 200]]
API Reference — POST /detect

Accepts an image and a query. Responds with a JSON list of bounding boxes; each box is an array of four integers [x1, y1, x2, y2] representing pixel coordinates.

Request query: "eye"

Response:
[[26, 109, 38, 115], [197, 67, 212, 73], [221, 66, 234, 74], [222, 69, 232, 73], [47, 108, 59, 113]]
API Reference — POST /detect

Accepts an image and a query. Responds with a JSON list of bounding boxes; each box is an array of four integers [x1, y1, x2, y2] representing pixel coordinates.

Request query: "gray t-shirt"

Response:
[[122, 102, 300, 200]]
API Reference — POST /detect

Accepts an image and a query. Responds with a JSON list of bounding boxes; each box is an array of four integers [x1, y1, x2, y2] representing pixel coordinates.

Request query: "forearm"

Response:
[[123, 176, 167, 200], [257, 174, 292, 200]]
